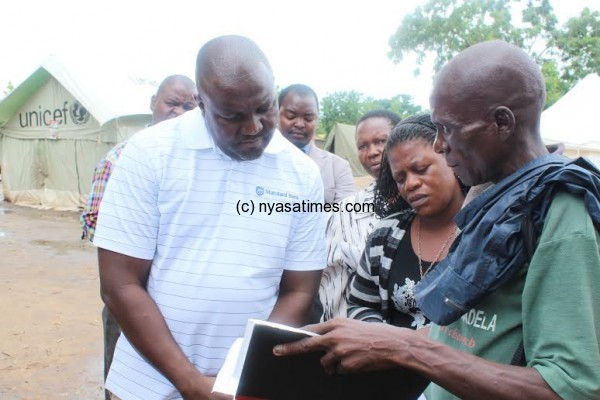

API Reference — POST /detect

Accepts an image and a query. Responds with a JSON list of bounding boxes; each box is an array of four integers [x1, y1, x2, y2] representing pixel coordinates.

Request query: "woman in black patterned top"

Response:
[[347, 114, 468, 330]]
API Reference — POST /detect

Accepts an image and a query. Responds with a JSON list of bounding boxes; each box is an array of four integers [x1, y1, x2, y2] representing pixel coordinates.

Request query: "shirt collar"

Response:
[[180, 108, 213, 150], [180, 108, 286, 156], [301, 142, 312, 154]]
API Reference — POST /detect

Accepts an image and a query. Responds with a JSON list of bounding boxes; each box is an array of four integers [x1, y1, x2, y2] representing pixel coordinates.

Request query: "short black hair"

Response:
[[357, 109, 401, 127], [278, 84, 319, 111]]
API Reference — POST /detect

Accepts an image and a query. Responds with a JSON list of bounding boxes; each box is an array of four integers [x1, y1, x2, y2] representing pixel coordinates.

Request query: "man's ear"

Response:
[[150, 95, 157, 112], [196, 94, 205, 112], [493, 106, 515, 141]]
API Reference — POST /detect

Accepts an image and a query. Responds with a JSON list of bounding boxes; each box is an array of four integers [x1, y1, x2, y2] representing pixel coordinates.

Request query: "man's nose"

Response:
[[292, 118, 305, 127], [172, 106, 186, 117], [242, 115, 262, 135], [433, 130, 448, 154]]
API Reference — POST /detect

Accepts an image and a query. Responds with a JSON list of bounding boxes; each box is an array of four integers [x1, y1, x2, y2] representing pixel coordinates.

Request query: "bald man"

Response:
[[81, 74, 197, 242], [149, 74, 198, 124], [274, 40, 600, 400], [94, 36, 326, 400], [80, 74, 197, 400]]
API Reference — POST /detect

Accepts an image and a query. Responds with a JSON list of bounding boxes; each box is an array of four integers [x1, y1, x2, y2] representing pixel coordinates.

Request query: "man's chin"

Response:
[[292, 140, 309, 149], [282, 135, 308, 149], [228, 144, 267, 161], [237, 148, 265, 161], [217, 132, 274, 161]]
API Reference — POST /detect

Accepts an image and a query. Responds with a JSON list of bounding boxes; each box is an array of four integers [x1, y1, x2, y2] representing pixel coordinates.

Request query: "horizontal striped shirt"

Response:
[[94, 109, 326, 400]]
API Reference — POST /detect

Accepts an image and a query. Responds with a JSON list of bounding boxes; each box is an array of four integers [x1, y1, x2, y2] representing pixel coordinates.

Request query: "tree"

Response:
[[388, 0, 599, 107], [319, 91, 425, 138], [555, 7, 600, 85], [368, 94, 426, 120], [319, 91, 370, 136], [541, 60, 569, 106]]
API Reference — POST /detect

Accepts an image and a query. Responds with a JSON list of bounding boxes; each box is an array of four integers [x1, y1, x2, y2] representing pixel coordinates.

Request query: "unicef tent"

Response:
[[541, 74, 600, 165], [324, 122, 367, 177], [0, 55, 153, 210]]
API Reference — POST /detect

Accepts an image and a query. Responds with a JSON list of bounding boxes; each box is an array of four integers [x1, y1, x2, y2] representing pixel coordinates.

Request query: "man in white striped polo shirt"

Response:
[[94, 35, 326, 400]]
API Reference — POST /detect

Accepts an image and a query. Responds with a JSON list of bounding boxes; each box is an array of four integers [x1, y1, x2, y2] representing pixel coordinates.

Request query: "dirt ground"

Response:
[[0, 191, 104, 399]]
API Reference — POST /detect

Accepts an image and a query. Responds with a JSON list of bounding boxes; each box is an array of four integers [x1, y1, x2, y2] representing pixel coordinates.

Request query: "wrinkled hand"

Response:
[[273, 318, 415, 375]]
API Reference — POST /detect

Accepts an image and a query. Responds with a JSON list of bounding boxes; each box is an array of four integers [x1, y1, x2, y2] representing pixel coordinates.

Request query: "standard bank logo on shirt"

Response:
[[255, 186, 299, 200]]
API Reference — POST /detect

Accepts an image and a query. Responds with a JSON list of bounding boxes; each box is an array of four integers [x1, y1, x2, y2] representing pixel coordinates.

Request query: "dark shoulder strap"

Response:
[[511, 212, 538, 366], [522, 212, 536, 261]]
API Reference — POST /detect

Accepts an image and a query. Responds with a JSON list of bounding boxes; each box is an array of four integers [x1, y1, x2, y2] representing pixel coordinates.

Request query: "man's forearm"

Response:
[[268, 269, 322, 327], [396, 334, 559, 400], [104, 283, 205, 393], [268, 290, 315, 327]]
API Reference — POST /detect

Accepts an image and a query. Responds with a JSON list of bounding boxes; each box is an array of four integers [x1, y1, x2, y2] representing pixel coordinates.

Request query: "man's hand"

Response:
[[99, 248, 233, 400], [273, 318, 414, 375], [274, 318, 561, 400]]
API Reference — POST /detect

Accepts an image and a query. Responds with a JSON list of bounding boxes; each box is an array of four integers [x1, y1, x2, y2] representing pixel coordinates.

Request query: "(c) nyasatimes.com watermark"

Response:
[[236, 199, 374, 216]]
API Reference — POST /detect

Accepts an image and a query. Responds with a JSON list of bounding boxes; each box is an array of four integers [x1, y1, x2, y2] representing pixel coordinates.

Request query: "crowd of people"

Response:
[[81, 35, 600, 400]]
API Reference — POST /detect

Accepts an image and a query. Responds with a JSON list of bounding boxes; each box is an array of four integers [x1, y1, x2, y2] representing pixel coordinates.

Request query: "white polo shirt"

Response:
[[94, 108, 326, 400]]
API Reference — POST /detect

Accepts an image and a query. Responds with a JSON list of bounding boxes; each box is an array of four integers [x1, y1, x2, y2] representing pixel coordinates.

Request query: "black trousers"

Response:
[[102, 306, 121, 400]]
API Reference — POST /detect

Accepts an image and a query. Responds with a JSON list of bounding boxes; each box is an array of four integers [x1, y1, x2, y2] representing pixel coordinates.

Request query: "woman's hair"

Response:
[[373, 113, 468, 218], [356, 109, 401, 128]]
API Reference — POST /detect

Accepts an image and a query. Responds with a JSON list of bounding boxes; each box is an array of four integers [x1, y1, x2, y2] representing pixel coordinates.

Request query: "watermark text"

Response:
[[236, 200, 374, 216]]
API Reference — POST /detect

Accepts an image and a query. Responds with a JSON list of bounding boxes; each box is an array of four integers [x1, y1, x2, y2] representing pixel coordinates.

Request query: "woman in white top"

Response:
[[319, 110, 401, 320]]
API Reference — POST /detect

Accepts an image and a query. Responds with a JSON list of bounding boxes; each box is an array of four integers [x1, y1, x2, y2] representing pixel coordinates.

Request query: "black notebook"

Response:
[[213, 319, 429, 400]]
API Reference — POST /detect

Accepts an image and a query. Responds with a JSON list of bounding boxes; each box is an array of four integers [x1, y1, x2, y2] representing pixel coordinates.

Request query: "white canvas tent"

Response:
[[541, 74, 600, 165], [0, 55, 153, 210]]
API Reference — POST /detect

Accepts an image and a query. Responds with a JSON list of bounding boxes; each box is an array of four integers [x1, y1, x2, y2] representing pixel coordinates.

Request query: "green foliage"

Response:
[[319, 91, 370, 136], [388, 0, 599, 108], [389, 0, 558, 72], [555, 7, 600, 85], [541, 60, 569, 107], [368, 94, 426, 120], [319, 91, 425, 138]]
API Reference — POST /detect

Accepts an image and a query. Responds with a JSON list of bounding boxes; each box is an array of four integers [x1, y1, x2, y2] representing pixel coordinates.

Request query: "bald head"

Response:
[[433, 40, 546, 131], [430, 40, 549, 186], [193, 36, 278, 161], [150, 74, 197, 124], [156, 75, 196, 97], [195, 35, 273, 95]]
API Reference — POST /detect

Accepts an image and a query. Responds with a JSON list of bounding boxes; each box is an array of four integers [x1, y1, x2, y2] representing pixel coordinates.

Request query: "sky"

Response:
[[1, 0, 598, 108]]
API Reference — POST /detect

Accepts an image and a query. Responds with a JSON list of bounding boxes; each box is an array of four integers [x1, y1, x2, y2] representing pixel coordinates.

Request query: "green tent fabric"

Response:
[[323, 123, 367, 177], [0, 55, 153, 210]]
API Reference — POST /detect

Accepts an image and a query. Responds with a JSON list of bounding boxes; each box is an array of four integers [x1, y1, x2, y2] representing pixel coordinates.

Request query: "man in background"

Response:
[[80, 74, 197, 400], [81, 74, 197, 241], [278, 84, 355, 204]]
